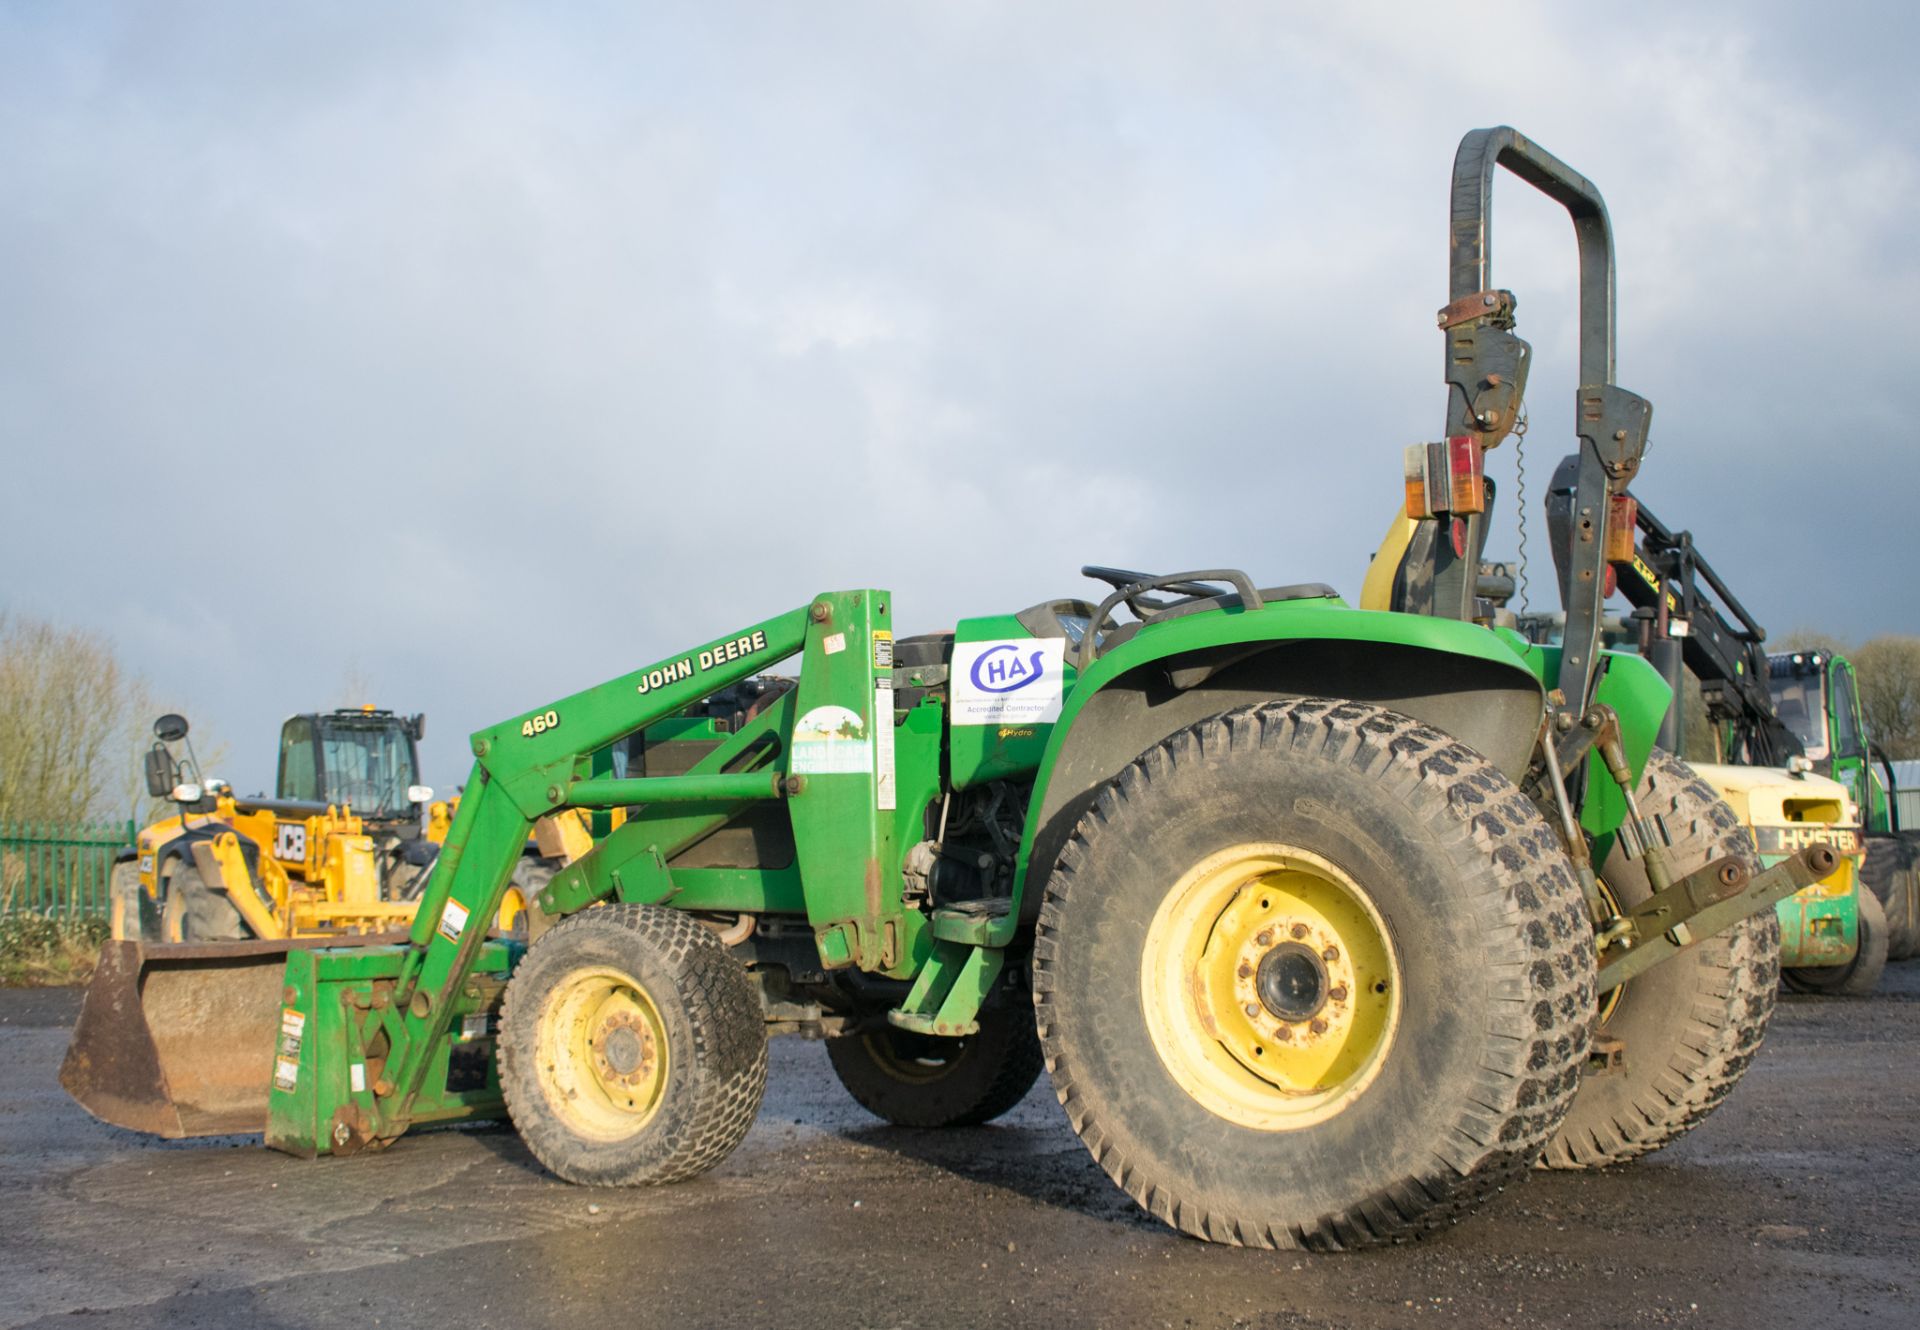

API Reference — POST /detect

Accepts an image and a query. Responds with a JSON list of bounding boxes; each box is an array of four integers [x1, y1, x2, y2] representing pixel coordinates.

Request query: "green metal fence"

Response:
[[0, 821, 135, 918]]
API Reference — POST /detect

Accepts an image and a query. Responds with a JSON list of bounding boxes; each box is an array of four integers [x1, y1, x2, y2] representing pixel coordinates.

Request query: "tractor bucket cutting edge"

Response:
[[59, 935, 405, 1138]]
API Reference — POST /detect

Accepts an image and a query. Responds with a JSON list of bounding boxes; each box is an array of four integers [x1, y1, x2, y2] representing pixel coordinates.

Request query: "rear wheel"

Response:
[[1036, 699, 1594, 1250], [1783, 888, 1889, 996], [499, 903, 767, 1186], [160, 861, 248, 942], [1544, 750, 1779, 1169], [1860, 833, 1918, 962], [827, 1009, 1043, 1127]]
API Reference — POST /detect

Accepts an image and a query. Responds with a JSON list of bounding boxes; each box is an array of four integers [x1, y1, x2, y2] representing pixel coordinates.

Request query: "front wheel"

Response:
[[160, 861, 248, 942], [498, 904, 768, 1186], [1035, 699, 1595, 1250]]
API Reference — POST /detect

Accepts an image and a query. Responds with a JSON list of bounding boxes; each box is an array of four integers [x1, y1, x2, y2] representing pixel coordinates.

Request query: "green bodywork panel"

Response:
[[1512, 640, 1671, 843], [266, 939, 519, 1156]]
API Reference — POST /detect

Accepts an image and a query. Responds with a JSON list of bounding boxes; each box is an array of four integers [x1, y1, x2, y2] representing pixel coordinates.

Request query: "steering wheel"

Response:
[[1081, 566, 1248, 618]]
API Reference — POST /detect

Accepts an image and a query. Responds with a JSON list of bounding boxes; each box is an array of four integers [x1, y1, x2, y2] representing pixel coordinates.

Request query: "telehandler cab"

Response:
[[63, 127, 1833, 1249]]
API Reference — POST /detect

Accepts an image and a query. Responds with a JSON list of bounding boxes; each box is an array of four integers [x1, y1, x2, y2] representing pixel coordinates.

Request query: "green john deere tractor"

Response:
[[62, 127, 1832, 1249]]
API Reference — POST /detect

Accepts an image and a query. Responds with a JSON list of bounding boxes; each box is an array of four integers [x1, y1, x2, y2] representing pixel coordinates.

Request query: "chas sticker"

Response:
[[951, 638, 1065, 725]]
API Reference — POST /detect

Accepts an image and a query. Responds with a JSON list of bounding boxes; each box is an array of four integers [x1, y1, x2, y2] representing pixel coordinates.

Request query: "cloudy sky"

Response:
[[3, 2, 1915, 793]]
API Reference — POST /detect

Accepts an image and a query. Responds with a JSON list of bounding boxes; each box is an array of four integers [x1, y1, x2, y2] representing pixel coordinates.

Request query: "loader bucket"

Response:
[[60, 936, 402, 1138]]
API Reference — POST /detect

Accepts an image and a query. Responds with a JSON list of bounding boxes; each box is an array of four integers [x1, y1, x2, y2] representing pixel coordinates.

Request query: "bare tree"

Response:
[[0, 614, 132, 825], [1852, 635, 1920, 760]]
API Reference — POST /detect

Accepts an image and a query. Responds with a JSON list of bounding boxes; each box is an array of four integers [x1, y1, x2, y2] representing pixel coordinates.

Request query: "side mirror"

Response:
[[153, 713, 190, 742], [143, 746, 179, 798], [409, 713, 426, 741]]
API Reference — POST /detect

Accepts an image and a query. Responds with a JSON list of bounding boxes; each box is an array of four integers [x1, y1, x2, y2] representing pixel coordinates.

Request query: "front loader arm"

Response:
[[289, 604, 813, 1147]]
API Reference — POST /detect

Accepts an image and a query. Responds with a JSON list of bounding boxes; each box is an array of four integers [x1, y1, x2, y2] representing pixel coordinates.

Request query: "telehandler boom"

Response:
[[64, 127, 1832, 1249]]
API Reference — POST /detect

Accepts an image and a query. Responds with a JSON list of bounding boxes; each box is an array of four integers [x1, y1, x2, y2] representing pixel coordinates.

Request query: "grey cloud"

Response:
[[2, 2, 1915, 790]]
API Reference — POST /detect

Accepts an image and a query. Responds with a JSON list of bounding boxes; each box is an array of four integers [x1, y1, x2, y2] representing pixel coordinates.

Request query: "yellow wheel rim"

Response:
[[1141, 843, 1401, 1131], [497, 887, 527, 936], [535, 966, 670, 1140]]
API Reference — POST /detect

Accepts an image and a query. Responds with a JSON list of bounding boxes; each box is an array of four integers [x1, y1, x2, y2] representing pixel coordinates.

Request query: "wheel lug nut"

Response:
[[1244, 1003, 1260, 1018], [1272, 1026, 1292, 1041], [1290, 923, 1309, 940], [1322, 945, 1339, 962], [1255, 929, 1273, 946], [1328, 985, 1348, 1002], [1237, 962, 1254, 979], [1309, 1018, 1329, 1035]]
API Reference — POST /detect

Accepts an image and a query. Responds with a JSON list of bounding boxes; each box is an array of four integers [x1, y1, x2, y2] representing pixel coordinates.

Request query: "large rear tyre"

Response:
[[1544, 750, 1779, 1169], [1860, 832, 1918, 962], [160, 862, 248, 942], [827, 1009, 1043, 1128], [1035, 699, 1594, 1250], [1782, 888, 1889, 996], [499, 903, 767, 1186]]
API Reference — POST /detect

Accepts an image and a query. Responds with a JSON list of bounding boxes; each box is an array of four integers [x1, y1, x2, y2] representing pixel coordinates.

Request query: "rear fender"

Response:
[[1010, 607, 1547, 921]]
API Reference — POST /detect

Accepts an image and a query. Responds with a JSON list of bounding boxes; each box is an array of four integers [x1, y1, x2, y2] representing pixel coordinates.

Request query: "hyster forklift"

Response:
[[63, 128, 1834, 1249]]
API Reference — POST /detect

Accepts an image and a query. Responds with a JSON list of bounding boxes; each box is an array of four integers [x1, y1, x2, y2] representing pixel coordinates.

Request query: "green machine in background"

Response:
[[1523, 491, 1881, 993], [1770, 649, 1920, 963], [63, 127, 1834, 1251]]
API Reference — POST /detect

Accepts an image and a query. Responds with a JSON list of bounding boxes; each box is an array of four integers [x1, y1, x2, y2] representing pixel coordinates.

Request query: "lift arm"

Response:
[[263, 595, 905, 1154]]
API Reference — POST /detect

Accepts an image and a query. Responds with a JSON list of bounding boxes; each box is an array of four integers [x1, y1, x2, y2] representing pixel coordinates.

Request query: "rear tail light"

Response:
[[1404, 438, 1487, 519], [1605, 495, 1638, 564]]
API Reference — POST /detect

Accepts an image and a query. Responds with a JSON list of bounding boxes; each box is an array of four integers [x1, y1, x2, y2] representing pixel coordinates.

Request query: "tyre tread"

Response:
[[1034, 698, 1594, 1250], [498, 903, 767, 1186], [1541, 753, 1777, 1169]]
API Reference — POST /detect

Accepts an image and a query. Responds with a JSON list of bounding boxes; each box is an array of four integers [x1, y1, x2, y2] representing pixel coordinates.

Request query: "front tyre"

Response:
[[1035, 699, 1594, 1250], [499, 904, 768, 1186], [1543, 749, 1780, 1169], [160, 862, 248, 942]]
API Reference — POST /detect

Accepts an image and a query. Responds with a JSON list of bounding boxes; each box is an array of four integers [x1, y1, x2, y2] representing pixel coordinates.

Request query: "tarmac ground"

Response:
[[2, 968, 1914, 1329]]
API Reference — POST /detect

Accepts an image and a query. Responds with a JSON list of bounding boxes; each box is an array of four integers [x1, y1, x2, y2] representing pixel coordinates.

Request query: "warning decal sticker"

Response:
[[874, 681, 896, 810]]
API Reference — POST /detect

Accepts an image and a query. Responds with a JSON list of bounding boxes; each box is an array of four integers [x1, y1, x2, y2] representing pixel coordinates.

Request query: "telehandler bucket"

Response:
[[60, 936, 400, 1137]]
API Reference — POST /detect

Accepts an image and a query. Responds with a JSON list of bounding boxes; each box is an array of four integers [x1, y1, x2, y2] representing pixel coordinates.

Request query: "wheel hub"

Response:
[[536, 966, 670, 1140], [1255, 942, 1329, 1022], [1140, 843, 1402, 1132], [594, 1013, 655, 1085]]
